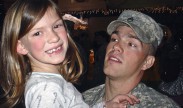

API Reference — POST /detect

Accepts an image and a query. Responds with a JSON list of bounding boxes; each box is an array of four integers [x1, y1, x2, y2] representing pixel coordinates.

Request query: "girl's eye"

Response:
[[33, 32, 41, 36], [54, 23, 63, 28], [128, 42, 136, 47], [110, 38, 118, 42]]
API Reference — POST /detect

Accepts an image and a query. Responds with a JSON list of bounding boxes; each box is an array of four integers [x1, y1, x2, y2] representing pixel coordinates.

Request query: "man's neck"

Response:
[[104, 76, 142, 101]]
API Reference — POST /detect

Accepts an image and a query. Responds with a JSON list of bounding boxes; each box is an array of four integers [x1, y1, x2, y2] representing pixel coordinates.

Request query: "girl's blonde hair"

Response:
[[0, 0, 83, 107]]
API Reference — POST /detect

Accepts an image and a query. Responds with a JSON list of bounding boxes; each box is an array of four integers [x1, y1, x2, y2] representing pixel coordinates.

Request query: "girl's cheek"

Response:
[[31, 40, 45, 50]]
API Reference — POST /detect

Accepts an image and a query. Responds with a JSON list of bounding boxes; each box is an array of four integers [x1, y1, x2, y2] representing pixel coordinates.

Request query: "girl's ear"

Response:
[[141, 55, 155, 70], [17, 40, 28, 55]]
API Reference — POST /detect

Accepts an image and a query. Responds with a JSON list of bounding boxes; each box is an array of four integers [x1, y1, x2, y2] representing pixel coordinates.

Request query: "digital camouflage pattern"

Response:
[[82, 83, 180, 108]]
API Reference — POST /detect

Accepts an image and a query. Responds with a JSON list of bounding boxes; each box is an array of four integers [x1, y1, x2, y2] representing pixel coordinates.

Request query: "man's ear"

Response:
[[17, 40, 28, 55], [141, 55, 155, 70]]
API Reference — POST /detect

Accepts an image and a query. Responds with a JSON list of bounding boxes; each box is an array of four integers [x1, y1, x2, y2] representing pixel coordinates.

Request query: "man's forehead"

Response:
[[115, 25, 138, 38]]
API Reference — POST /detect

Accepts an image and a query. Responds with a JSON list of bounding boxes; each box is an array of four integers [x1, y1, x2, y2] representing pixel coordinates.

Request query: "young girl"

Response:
[[0, 0, 139, 107]]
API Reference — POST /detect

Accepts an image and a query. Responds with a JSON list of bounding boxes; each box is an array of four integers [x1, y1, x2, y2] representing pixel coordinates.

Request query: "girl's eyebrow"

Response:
[[55, 19, 62, 23], [53, 19, 62, 25], [30, 19, 63, 31]]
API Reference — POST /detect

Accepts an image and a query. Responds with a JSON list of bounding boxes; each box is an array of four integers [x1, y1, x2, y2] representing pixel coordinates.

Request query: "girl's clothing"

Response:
[[25, 72, 89, 108]]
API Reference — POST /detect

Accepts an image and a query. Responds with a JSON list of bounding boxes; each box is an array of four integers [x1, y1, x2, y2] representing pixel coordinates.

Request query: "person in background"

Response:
[[82, 10, 180, 107], [0, 0, 139, 107], [157, 24, 183, 107], [92, 31, 110, 87]]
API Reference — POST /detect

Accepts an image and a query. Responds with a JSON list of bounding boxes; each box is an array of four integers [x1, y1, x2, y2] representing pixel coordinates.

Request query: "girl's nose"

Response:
[[47, 30, 60, 43]]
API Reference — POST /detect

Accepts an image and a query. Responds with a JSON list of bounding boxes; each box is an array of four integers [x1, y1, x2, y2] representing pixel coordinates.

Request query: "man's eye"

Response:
[[110, 38, 118, 42], [128, 42, 136, 47]]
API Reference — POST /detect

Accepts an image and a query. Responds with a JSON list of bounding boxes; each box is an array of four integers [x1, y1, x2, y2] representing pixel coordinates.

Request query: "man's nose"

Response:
[[113, 41, 123, 53]]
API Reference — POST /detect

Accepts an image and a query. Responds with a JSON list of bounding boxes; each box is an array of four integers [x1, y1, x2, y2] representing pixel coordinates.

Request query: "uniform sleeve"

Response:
[[92, 102, 105, 108]]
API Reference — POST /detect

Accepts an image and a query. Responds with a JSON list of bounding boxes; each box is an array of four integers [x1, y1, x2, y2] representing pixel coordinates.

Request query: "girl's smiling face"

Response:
[[17, 8, 68, 72]]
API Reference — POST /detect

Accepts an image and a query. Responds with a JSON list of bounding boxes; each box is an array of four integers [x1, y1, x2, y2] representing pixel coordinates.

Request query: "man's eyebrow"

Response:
[[127, 34, 143, 46], [127, 34, 139, 40], [111, 30, 119, 35]]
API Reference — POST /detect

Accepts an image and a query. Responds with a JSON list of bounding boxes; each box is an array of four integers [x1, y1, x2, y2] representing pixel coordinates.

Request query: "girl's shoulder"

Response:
[[25, 72, 79, 97], [25, 72, 64, 94], [26, 72, 65, 88]]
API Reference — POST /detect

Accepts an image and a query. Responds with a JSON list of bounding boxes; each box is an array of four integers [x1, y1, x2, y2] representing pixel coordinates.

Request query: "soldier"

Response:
[[82, 10, 180, 108]]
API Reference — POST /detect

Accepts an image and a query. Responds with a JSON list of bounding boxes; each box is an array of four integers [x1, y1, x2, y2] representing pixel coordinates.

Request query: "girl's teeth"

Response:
[[47, 47, 60, 54]]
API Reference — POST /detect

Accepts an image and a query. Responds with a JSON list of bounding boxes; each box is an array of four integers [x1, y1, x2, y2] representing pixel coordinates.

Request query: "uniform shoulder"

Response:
[[134, 83, 180, 107], [83, 84, 104, 95], [82, 84, 105, 106]]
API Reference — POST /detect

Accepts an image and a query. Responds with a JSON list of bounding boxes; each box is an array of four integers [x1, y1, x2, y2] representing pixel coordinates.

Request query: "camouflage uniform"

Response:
[[82, 83, 180, 108]]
